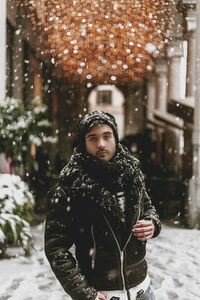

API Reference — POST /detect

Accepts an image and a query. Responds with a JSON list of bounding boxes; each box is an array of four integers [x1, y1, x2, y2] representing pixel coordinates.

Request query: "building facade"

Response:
[[1, 0, 199, 224]]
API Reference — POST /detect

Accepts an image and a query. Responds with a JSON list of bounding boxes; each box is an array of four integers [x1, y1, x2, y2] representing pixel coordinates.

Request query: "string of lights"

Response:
[[17, 0, 175, 85]]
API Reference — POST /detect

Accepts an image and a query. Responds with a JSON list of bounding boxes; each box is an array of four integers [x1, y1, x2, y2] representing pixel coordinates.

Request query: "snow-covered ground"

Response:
[[0, 223, 199, 300]]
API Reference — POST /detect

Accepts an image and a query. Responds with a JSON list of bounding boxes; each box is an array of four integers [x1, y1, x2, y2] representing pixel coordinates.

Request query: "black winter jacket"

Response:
[[45, 145, 161, 300]]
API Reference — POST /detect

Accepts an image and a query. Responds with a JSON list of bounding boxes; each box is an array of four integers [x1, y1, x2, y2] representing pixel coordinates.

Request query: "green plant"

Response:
[[0, 228, 6, 258], [0, 174, 35, 257], [0, 96, 57, 169]]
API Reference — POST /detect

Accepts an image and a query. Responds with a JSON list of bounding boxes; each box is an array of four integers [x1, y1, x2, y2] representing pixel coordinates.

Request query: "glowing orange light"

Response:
[[17, 0, 175, 85]]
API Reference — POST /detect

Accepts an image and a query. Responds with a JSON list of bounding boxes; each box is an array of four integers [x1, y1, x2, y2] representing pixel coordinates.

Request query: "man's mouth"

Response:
[[96, 151, 107, 156]]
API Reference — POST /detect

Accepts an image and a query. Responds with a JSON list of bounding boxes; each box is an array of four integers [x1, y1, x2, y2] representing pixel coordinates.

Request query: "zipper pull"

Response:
[[91, 257, 95, 270], [91, 225, 96, 270]]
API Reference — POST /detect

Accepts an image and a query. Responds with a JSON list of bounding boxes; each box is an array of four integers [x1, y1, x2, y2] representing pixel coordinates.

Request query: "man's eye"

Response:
[[104, 134, 111, 139], [89, 137, 97, 142]]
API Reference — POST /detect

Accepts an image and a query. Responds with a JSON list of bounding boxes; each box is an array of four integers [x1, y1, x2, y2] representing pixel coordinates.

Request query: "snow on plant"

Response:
[[0, 96, 57, 168], [28, 96, 58, 148], [0, 229, 5, 243], [0, 174, 35, 257], [29, 135, 42, 147], [0, 228, 6, 258]]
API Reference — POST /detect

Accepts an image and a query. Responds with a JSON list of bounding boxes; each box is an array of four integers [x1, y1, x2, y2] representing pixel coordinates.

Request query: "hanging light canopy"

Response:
[[18, 0, 175, 85]]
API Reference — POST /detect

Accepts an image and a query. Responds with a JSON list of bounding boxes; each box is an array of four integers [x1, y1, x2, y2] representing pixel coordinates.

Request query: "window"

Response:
[[97, 90, 112, 105]]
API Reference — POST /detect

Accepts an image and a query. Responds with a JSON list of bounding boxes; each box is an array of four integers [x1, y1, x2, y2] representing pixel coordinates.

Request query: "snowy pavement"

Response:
[[0, 223, 199, 300]]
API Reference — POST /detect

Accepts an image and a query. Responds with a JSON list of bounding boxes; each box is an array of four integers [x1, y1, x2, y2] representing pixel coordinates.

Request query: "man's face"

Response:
[[85, 124, 116, 162]]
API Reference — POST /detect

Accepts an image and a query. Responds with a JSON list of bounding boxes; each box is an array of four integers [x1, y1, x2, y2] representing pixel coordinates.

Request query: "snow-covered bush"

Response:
[[0, 96, 57, 168], [0, 228, 6, 258], [0, 174, 35, 257]]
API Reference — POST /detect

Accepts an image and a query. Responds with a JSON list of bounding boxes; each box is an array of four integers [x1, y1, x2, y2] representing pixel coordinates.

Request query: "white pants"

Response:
[[100, 275, 150, 300]]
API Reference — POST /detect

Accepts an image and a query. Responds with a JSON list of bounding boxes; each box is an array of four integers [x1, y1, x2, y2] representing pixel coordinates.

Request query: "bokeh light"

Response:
[[17, 0, 175, 84]]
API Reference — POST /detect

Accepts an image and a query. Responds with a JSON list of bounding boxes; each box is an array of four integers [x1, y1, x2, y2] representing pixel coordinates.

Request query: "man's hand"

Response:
[[95, 292, 106, 300], [132, 220, 155, 241]]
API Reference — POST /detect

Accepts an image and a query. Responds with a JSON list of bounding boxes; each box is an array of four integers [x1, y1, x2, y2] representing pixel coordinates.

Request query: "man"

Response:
[[45, 111, 161, 300]]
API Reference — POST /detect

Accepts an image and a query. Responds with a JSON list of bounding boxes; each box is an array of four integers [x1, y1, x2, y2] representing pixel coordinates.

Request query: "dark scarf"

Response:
[[59, 144, 145, 232]]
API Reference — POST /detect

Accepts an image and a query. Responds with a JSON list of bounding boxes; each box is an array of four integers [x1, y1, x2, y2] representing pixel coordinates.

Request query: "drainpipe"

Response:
[[0, 0, 7, 173], [188, 0, 200, 228], [0, 0, 6, 103]]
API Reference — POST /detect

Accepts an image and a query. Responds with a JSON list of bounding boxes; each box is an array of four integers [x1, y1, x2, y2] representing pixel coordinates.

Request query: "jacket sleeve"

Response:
[[139, 171, 161, 238], [44, 184, 98, 300]]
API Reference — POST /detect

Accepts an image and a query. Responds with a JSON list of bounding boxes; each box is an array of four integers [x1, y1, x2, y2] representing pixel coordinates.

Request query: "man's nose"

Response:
[[97, 138, 105, 149]]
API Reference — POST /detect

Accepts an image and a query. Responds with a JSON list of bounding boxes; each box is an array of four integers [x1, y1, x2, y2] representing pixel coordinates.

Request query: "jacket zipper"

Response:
[[91, 224, 96, 270], [120, 251, 126, 290], [103, 215, 126, 290], [103, 205, 141, 290]]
